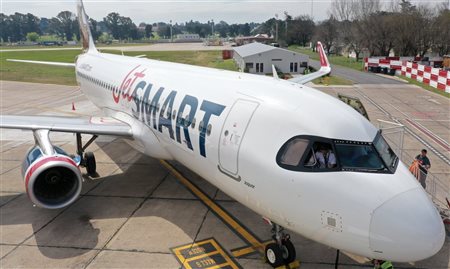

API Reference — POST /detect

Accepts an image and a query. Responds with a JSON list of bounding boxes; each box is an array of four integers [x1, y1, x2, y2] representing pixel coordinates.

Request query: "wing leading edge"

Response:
[[289, 42, 331, 84], [6, 59, 75, 67], [0, 115, 132, 136]]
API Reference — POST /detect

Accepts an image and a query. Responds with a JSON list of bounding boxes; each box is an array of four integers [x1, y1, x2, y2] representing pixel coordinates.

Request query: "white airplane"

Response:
[[1, 1, 445, 267]]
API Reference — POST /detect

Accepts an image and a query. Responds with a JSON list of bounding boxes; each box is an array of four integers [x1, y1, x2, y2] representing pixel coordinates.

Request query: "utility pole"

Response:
[[275, 13, 279, 42], [170, 20, 173, 42], [211, 19, 214, 37], [311, 0, 314, 18]]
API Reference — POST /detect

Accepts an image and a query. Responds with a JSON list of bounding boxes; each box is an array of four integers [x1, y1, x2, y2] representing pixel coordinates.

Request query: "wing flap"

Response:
[[0, 115, 132, 136]]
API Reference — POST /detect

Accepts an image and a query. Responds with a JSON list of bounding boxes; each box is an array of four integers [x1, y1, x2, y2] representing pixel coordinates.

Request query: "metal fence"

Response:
[[378, 120, 449, 208]]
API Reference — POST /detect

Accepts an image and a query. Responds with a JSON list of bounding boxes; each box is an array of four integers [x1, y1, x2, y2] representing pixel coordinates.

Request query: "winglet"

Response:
[[77, 0, 97, 53], [317, 41, 330, 69], [288, 41, 331, 85]]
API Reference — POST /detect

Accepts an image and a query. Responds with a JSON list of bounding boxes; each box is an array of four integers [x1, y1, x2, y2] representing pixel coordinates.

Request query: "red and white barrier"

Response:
[[401, 62, 450, 93], [364, 57, 449, 93], [364, 57, 414, 71]]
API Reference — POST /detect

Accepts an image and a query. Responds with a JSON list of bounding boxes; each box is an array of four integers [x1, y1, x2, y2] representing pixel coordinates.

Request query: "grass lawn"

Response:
[[119, 51, 238, 71], [289, 45, 365, 71], [0, 49, 81, 85], [0, 43, 150, 50], [0, 49, 238, 85], [312, 75, 354, 86], [399, 75, 450, 98]]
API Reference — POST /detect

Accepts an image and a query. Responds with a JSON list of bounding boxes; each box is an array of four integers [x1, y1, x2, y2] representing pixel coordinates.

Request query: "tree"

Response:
[[98, 32, 112, 43], [331, 0, 357, 21], [26, 32, 39, 42], [432, 9, 450, 56], [366, 12, 395, 56], [118, 16, 138, 40], [9, 13, 28, 41], [89, 18, 100, 41], [103, 12, 121, 39], [215, 21, 229, 38], [286, 15, 315, 46], [314, 16, 338, 54], [145, 24, 152, 38], [56, 11, 78, 41], [0, 13, 11, 42]]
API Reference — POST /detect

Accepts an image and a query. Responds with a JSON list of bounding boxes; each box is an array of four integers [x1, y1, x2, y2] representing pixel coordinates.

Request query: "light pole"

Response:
[[275, 13, 279, 42], [170, 20, 173, 42], [284, 11, 288, 40]]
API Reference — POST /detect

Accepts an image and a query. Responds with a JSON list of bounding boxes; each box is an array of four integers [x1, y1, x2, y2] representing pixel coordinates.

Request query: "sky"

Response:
[[1, 0, 337, 24], [1, 0, 447, 24]]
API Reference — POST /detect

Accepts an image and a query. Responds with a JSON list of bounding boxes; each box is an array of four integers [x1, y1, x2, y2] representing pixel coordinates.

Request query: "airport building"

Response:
[[233, 42, 308, 75]]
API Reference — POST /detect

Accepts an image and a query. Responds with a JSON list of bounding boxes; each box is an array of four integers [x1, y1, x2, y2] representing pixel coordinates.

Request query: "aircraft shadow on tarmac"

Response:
[[1, 140, 449, 268]]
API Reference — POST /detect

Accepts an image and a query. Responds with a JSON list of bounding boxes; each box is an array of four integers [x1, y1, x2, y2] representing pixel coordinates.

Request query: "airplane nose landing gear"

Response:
[[265, 223, 297, 268]]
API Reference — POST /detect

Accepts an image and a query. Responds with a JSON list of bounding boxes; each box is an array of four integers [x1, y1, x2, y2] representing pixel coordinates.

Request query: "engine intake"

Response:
[[22, 146, 82, 209]]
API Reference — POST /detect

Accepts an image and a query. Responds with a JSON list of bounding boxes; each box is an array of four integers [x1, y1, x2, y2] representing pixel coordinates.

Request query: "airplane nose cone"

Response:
[[369, 188, 445, 262]]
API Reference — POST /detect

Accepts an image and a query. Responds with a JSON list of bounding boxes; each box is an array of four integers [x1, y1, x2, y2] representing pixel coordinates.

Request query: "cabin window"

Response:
[[279, 138, 309, 166], [184, 115, 191, 127], [206, 124, 212, 136], [198, 120, 204, 132]]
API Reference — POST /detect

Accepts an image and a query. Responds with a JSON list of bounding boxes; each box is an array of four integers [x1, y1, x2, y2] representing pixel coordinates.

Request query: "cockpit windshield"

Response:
[[374, 134, 398, 170], [276, 132, 398, 173], [335, 143, 385, 171]]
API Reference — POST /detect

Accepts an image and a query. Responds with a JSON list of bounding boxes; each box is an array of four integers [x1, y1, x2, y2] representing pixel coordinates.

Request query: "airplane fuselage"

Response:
[[74, 51, 445, 262]]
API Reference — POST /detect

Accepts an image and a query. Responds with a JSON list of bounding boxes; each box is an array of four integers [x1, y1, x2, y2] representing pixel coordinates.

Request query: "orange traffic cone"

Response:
[[72, 102, 76, 111]]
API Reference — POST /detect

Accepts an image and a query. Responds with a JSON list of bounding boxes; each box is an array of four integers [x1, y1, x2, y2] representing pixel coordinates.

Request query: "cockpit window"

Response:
[[279, 138, 309, 166], [374, 134, 398, 170], [334, 143, 385, 171], [276, 133, 398, 174]]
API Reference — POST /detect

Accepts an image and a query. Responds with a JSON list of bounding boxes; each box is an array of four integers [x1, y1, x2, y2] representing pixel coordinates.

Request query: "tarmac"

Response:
[[0, 80, 449, 269]]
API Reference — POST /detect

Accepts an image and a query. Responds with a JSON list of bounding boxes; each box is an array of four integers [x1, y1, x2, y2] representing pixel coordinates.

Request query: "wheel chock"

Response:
[[275, 260, 300, 269]]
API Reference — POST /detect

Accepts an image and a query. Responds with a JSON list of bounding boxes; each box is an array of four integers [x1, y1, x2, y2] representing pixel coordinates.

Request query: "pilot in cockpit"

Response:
[[315, 144, 336, 168]]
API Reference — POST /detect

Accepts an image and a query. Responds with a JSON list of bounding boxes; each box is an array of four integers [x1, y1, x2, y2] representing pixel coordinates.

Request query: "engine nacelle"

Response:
[[22, 146, 82, 209]]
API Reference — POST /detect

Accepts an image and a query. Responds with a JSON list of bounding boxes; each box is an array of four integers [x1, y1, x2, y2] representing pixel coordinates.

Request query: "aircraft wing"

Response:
[[7, 59, 75, 67], [289, 41, 331, 84], [0, 115, 132, 137]]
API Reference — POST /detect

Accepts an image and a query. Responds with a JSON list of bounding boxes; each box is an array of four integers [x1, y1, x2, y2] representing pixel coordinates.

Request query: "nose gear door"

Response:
[[218, 99, 259, 178]]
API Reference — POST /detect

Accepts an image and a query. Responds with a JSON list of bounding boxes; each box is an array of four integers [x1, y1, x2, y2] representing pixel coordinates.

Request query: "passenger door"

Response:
[[218, 99, 259, 178]]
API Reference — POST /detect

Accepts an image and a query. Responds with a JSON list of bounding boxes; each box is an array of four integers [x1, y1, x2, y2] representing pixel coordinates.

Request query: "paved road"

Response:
[[309, 59, 404, 84]]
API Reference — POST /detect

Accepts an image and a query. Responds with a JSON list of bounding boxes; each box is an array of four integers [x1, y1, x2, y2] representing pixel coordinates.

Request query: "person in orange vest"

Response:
[[415, 149, 431, 189]]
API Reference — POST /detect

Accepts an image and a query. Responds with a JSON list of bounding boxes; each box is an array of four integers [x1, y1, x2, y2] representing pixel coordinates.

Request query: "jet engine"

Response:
[[21, 145, 82, 209]]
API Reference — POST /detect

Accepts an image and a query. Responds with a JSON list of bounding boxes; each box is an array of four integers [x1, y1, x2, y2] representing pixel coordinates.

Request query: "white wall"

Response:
[[242, 49, 308, 75]]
